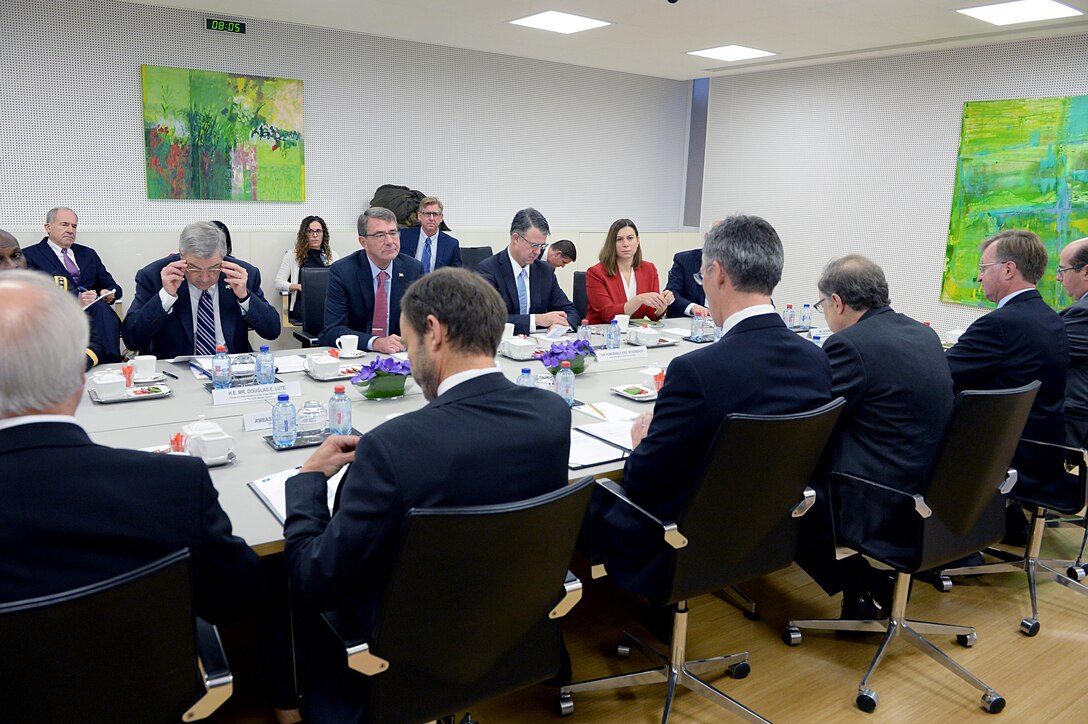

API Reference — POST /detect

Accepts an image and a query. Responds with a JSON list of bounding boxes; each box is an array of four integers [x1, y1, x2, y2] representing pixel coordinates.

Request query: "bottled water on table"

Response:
[[272, 393, 297, 448], [556, 361, 575, 406], [516, 368, 534, 387], [811, 335, 823, 348], [577, 319, 592, 344], [212, 346, 232, 389], [255, 345, 276, 385], [691, 311, 705, 340], [782, 304, 796, 330], [799, 303, 812, 331], [606, 319, 621, 349], [328, 385, 352, 435]]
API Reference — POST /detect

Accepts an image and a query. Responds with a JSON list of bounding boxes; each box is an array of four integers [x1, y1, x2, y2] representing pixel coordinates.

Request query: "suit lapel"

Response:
[[498, 250, 520, 313], [390, 258, 408, 328], [34, 239, 75, 287], [218, 279, 238, 347], [356, 253, 376, 325]]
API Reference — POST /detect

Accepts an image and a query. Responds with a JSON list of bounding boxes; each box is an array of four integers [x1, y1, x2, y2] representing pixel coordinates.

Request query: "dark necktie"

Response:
[[372, 271, 389, 337], [195, 290, 217, 356], [61, 249, 81, 286], [422, 237, 433, 273]]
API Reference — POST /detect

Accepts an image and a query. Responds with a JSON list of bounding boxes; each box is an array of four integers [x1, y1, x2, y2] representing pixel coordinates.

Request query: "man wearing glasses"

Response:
[[320, 207, 423, 353], [398, 196, 462, 273], [1057, 237, 1088, 446], [476, 207, 580, 334], [947, 229, 1068, 545], [122, 221, 280, 358]]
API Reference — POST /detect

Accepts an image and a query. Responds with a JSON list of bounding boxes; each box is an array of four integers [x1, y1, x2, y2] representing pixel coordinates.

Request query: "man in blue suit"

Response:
[[398, 196, 461, 273], [665, 248, 707, 318], [587, 215, 833, 593], [320, 207, 423, 353], [475, 207, 579, 334], [23, 207, 124, 362], [122, 221, 280, 359]]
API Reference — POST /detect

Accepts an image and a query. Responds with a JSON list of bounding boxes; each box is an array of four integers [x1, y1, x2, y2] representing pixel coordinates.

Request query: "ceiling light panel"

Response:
[[957, 0, 1083, 26], [687, 45, 776, 62], [509, 11, 611, 34]]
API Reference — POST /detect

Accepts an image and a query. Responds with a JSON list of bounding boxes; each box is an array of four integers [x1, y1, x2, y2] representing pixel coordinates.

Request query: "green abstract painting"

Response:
[[943, 95, 1088, 310], [141, 65, 304, 201]]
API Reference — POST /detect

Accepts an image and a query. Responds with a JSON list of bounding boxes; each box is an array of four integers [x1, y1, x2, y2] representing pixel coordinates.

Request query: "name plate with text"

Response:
[[595, 346, 648, 364], [243, 411, 274, 431], [212, 381, 301, 406]]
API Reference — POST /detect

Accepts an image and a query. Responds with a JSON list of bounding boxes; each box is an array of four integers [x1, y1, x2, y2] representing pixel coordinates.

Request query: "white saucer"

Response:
[[133, 372, 167, 384], [337, 349, 365, 359]]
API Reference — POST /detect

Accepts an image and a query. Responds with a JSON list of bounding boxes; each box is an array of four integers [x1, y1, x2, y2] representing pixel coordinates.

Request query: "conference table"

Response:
[[78, 325, 708, 556]]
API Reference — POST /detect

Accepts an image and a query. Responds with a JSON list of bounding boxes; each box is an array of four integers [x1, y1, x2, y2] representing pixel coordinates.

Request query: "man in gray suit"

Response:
[[1058, 237, 1088, 446]]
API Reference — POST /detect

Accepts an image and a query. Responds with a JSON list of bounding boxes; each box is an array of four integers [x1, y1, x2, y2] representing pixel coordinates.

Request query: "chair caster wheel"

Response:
[[935, 575, 953, 592], [742, 608, 762, 620], [982, 692, 1006, 713], [856, 688, 878, 713], [1019, 617, 1040, 637], [1067, 565, 1086, 581], [783, 625, 802, 646], [956, 632, 977, 647], [557, 692, 574, 717], [729, 660, 751, 679]]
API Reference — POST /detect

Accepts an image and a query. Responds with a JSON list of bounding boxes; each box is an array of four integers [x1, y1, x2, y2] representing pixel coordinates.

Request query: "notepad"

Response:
[[569, 429, 628, 469], [248, 466, 348, 524], [575, 420, 636, 452], [573, 401, 639, 422]]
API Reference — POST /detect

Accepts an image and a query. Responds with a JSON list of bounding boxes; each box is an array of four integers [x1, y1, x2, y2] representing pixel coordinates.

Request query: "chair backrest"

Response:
[[573, 271, 588, 323], [460, 246, 493, 270], [297, 266, 331, 337], [358, 477, 595, 723], [0, 550, 206, 724], [661, 398, 845, 605]]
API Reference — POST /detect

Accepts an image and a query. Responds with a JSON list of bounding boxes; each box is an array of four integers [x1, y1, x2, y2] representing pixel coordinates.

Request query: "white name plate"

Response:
[[243, 411, 274, 431], [595, 346, 648, 364], [212, 381, 302, 406]]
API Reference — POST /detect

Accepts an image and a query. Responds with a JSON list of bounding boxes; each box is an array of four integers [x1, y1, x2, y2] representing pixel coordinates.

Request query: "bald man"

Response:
[[1058, 237, 1088, 446]]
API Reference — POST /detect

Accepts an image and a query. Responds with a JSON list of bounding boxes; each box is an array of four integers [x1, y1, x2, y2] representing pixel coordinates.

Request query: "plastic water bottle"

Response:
[[606, 319, 621, 349], [799, 303, 812, 331], [577, 319, 592, 344], [556, 361, 575, 406], [328, 385, 352, 435], [271, 393, 297, 448], [255, 345, 275, 385], [212, 345, 232, 389], [516, 367, 534, 387], [690, 310, 705, 340], [811, 335, 823, 348], [783, 304, 796, 330]]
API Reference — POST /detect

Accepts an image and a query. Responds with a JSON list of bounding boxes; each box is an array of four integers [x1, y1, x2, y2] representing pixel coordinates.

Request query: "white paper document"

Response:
[[660, 325, 691, 338], [81, 288, 117, 310], [575, 420, 636, 452], [569, 429, 628, 469], [248, 466, 348, 524], [273, 355, 307, 373], [573, 401, 639, 422]]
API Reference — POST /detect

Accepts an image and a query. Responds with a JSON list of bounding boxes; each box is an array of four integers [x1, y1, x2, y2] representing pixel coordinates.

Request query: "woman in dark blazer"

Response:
[[585, 218, 673, 324]]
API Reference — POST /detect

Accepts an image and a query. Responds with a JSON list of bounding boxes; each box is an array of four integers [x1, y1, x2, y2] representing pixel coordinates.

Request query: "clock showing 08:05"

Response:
[[206, 18, 247, 34]]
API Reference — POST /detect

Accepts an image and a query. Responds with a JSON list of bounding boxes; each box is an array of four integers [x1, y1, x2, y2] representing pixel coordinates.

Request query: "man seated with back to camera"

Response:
[[1056, 236, 1088, 447]]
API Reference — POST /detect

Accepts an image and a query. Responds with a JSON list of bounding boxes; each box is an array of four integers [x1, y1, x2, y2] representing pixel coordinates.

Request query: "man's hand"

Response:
[[691, 304, 709, 317], [161, 260, 187, 297], [538, 311, 569, 328], [221, 260, 249, 299], [78, 289, 97, 305], [101, 289, 116, 303], [373, 334, 406, 354], [631, 411, 653, 449], [299, 435, 359, 477]]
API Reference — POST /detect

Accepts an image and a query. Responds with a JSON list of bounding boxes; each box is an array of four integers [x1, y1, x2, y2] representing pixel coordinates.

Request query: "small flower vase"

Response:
[[353, 373, 409, 400], [548, 353, 591, 376]]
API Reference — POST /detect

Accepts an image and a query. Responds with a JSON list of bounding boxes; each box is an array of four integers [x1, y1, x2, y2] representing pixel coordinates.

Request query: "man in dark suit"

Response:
[[320, 207, 423, 353], [397, 196, 462, 272], [795, 255, 954, 618], [23, 206, 123, 362], [0, 270, 261, 624], [122, 221, 280, 359], [947, 229, 1068, 543], [1058, 237, 1088, 446], [587, 215, 833, 593], [665, 248, 708, 318], [476, 207, 579, 334], [285, 269, 572, 720]]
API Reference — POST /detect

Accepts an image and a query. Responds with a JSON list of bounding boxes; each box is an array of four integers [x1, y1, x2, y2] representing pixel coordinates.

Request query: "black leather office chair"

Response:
[[560, 398, 845, 723], [938, 437, 1088, 636], [292, 266, 331, 347], [321, 476, 595, 723], [573, 271, 588, 323], [0, 550, 232, 724], [460, 246, 493, 270], [785, 382, 1040, 714]]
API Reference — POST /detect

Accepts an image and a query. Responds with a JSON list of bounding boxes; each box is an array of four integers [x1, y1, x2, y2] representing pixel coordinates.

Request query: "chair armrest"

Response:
[[292, 330, 320, 347], [183, 618, 233, 721], [791, 486, 816, 518], [278, 291, 291, 328], [321, 610, 390, 677], [832, 472, 932, 519], [596, 479, 688, 550], [548, 570, 582, 619], [1020, 438, 1088, 473]]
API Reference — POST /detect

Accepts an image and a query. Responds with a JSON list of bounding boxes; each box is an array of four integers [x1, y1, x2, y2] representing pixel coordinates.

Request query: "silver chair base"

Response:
[[714, 584, 761, 620], [785, 572, 1005, 714], [559, 601, 769, 723]]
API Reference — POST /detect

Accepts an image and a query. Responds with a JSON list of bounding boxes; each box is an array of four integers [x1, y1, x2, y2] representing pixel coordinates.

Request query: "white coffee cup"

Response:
[[503, 322, 516, 339], [133, 354, 157, 378], [186, 431, 235, 464], [614, 314, 631, 332], [336, 335, 359, 354], [91, 372, 126, 400]]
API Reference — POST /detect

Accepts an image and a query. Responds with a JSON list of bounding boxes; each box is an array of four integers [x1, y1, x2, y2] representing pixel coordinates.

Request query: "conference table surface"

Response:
[[79, 327, 709, 555]]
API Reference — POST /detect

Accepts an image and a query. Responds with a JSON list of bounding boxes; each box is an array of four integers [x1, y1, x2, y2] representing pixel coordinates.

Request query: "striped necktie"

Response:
[[421, 237, 433, 273], [195, 290, 217, 356], [517, 268, 529, 316]]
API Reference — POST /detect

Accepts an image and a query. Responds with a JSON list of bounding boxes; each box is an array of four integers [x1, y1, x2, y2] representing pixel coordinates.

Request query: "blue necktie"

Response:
[[195, 290, 217, 356], [517, 268, 529, 316], [421, 237, 433, 274]]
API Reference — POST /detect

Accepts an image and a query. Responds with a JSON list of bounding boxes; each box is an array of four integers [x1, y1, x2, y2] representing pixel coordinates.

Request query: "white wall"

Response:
[[702, 33, 1088, 335]]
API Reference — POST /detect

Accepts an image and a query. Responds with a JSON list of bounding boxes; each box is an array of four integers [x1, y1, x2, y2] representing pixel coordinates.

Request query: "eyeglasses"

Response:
[[365, 231, 399, 242], [306, 228, 324, 235], [419, 210, 442, 218], [518, 233, 548, 252], [813, 296, 830, 313], [185, 264, 221, 277], [693, 272, 704, 286], [1057, 264, 1086, 279], [977, 261, 1007, 274]]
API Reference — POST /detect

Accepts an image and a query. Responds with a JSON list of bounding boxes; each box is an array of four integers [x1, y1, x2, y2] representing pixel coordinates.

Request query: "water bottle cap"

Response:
[[812, 335, 821, 341], [334, 385, 345, 393], [216, 345, 227, 352], [610, 319, 618, 325], [259, 345, 269, 352], [561, 361, 571, 367], [521, 368, 531, 374], [786, 304, 793, 308], [277, 393, 290, 402], [581, 319, 587, 324], [802, 303, 810, 308]]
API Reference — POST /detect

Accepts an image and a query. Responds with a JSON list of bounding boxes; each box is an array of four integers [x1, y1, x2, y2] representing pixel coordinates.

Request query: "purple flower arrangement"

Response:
[[535, 339, 595, 375], [350, 356, 411, 384]]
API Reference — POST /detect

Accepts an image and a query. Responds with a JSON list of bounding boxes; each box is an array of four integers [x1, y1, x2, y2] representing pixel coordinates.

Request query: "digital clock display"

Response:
[[206, 18, 246, 34]]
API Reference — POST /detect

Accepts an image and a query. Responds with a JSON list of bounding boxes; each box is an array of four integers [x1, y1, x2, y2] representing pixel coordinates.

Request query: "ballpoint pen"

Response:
[[189, 362, 213, 379]]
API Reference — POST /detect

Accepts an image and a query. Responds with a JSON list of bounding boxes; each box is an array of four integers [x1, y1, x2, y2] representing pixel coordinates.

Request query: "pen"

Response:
[[587, 403, 606, 419], [163, 370, 179, 380], [189, 362, 213, 379]]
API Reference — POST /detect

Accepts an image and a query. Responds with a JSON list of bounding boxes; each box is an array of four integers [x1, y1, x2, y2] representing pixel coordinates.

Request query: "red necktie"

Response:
[[372, 270, 389, 337]]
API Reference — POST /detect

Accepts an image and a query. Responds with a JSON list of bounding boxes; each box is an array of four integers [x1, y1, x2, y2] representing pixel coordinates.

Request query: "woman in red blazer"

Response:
[[585, 218, 673, 324]]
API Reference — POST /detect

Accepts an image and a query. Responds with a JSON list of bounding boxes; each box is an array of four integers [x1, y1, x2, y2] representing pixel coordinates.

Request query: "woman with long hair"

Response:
[[585, 218, 672, 324], [276, 215, 336, 322]]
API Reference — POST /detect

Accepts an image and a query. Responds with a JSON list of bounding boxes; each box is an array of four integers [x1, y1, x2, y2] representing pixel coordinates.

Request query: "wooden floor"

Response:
[[218, 525, 1088, 723]]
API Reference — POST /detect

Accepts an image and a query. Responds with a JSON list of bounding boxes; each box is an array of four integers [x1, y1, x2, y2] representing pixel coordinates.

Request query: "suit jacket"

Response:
[[591, 312, 833, 593], [284, 373, 571, 721], [0, 421, 261, 624], [1061, 296, 1088, 445], [319, 251, 423, 348], [23, 238, 124, 301], [122, 254, 280, 358], [585, 261, 665, 324], [665, 249, 703, 318], [398, 227, 462, 271], [475, 249, 580, 334]]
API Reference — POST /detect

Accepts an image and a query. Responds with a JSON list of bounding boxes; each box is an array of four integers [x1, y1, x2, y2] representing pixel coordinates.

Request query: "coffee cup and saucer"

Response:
[[336, 334, 365, 359]]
